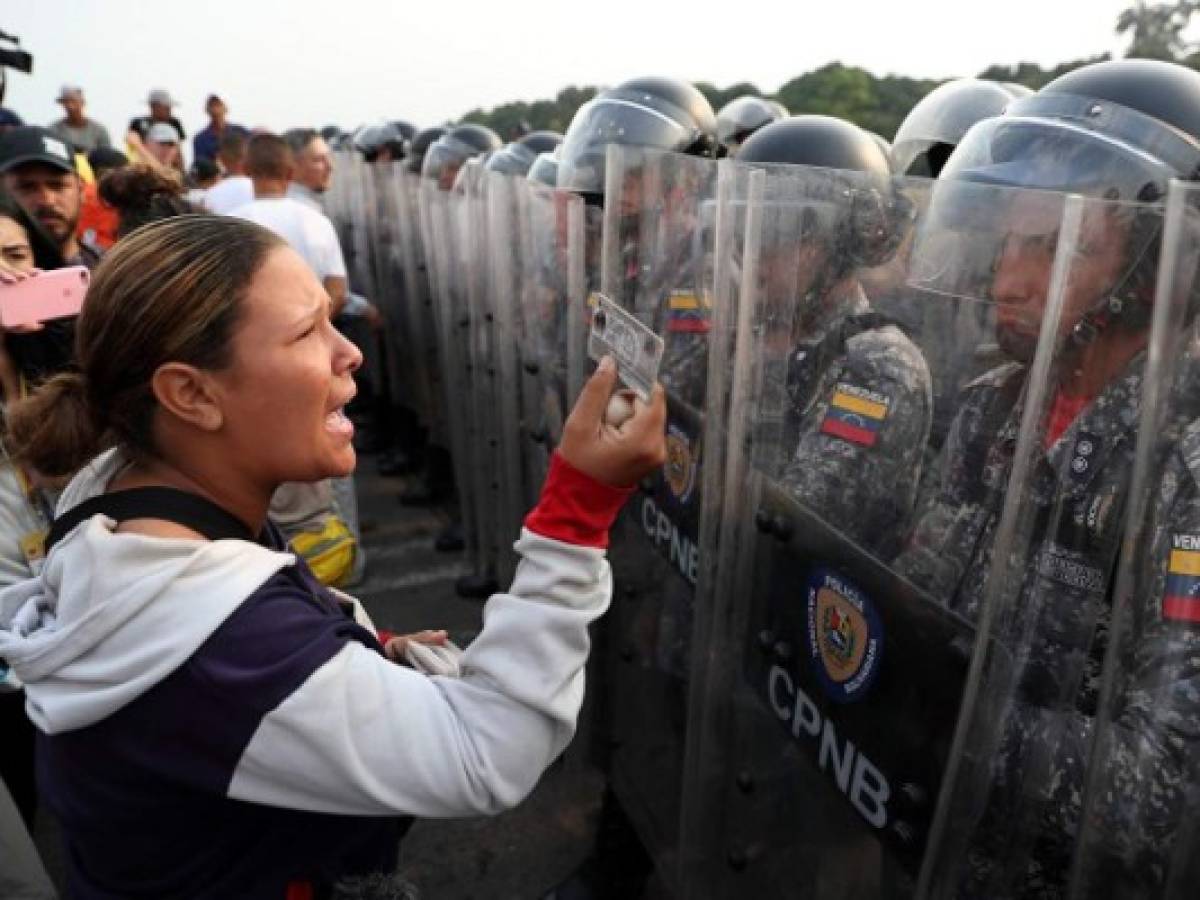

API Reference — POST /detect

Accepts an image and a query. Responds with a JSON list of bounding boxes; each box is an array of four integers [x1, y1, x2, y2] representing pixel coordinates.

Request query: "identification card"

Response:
[[588, 293, 663, 402]]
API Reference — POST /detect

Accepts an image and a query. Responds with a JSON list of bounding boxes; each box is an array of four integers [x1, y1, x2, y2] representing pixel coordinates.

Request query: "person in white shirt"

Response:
[[230, 132, 355, 580], [201, 131, 253, 215], [230, 132, 347, 316]]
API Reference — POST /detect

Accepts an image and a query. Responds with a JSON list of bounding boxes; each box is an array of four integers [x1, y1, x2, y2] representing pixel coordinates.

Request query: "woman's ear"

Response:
[[150, 362, 224, 432]]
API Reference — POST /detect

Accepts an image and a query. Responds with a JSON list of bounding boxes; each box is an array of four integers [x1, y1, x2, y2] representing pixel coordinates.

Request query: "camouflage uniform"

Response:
[[893, 354, 1148, 898], [779, 286, 934, 560], [1072, 356, 1200, 897]]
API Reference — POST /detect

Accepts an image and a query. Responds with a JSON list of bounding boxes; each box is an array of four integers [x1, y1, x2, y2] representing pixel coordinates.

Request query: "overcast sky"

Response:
[[2, 1, 1146, 145]]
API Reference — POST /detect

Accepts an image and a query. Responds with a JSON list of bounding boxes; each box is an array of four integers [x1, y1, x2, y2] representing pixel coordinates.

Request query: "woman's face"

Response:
[[212, 247, 362, 485], [0, 215, 34, 272]]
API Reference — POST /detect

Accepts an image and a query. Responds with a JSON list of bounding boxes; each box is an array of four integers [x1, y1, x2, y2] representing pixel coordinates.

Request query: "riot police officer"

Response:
[[892, 58, 1200, 898], [485, 132, 561, 178], [737, 115, 932, 557], [354, 121, 414, 164], [550, 75, 717, 900], [421, 123, 502, 191], [405, 126, 447, 175]]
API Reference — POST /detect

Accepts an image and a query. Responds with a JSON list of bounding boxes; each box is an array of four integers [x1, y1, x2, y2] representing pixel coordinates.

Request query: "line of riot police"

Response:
[[325, 59, 1200, 899]]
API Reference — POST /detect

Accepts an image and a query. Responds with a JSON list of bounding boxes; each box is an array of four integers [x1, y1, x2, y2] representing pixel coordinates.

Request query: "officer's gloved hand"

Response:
[[558, 354, 667, 488]]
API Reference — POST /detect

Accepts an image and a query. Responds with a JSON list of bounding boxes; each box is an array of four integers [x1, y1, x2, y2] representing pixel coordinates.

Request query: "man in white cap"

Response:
[[47, 85, 111, 154], [128, 89, 186, 144]]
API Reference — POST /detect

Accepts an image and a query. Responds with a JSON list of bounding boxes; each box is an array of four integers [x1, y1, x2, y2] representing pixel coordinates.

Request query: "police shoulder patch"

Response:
[[1163, 533, 1200, 624], [819, 382, 891, 448]]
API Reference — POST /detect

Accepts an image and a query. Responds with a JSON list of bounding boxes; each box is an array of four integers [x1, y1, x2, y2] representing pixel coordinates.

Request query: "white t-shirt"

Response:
[[202, 176, 254, 215], [230, 197, 347, 280]]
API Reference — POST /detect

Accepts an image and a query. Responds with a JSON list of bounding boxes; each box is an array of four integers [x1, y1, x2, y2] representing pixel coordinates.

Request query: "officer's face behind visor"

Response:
[[910, 101, 1183, 360]]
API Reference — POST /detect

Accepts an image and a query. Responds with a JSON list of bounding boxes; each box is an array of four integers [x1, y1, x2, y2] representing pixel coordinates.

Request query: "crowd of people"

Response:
[[0, 54, 1200, 900], [0, 80, 667, 899]]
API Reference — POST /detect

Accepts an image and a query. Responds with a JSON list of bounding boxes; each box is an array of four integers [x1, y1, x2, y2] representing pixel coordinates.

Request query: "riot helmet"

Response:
[[738, 115, 913, 276], [389, 120, 417, 143], [527, 150, 559, 187], [739, 114, 891, 175], [557, 75, 717, 198], [421, 123, 501, 190], [891, 78, 1016, 178], [942, 60, 1200, 200], [355, 122, 412, 163], [716, 95, 787, 157], [407, 126, 447, 173], [485, 141, 538, 177], [937, 59, 1200, 352], [319, 125, 343, 145], [518, 130, 563, 156], [1000, 82, 1034, 99]]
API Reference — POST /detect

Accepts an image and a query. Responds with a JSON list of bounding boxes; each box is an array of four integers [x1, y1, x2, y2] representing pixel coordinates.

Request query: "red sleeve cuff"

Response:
[[523, 452, 634, 549]]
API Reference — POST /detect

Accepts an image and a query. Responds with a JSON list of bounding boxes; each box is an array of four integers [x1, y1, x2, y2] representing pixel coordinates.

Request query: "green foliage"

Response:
[[1117, 0, 1199, 60], [776, 64, 938, 138], [460, 85, 598, 139], [694, 81, 764, 112], [977, 53, 1113, 91], [455, 3, 1199, 142]]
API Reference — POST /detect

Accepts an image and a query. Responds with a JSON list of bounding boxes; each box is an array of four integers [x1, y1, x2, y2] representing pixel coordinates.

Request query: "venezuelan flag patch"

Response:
[[819, 383, 891, 448], [1163, 534, 1200, 623], [667, 291, 710, 334]]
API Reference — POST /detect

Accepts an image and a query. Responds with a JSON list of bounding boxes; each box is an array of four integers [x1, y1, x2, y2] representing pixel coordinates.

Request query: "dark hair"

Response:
[[188, 157, 220, 187], [217, 130, 247, 168], [6, 215, 285, 479], [283, 128, 319, 157], [0, 190, 62, 270], [245, 133, 291, 179], [87, 147, 128, 178], [99, 165, 195, 239]]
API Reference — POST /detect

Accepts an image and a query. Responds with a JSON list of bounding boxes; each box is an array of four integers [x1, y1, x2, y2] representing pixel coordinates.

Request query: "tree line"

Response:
[[460, 1, 1199, 141]]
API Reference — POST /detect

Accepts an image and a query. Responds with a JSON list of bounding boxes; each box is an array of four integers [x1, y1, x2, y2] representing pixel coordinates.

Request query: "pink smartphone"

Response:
[[0, 266, 90, 327]]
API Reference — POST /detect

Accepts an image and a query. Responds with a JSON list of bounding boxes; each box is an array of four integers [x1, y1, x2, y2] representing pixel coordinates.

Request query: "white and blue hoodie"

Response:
[[0, 449, 630, 899]]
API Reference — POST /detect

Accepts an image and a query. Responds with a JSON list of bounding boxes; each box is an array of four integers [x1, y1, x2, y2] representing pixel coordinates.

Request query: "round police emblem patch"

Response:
[[805, 567, 884, 703], [664, 422, 697, 504]]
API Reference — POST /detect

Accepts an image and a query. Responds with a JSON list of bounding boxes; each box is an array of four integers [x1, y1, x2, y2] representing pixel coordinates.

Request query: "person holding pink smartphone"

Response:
[[0, 190, 63, 900]]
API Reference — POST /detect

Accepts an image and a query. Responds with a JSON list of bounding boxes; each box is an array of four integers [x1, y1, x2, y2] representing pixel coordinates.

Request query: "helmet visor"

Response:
[[421, 135, 480, 189], [558, 98, 698, 194], [942, 92, 1200, 202]]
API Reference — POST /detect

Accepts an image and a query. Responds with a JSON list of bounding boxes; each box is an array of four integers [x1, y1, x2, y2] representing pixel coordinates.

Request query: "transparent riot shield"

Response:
[[392, 167, 438, 434], [453, 163, 499, 583], [1066, 181, 1200, 900], [370, 162, 402, 367], [485, 170, 531, 585], [911, 189, 1166, 900], [349, 154, 379, 302], [677, 165, 1160, 899], [592, 145, 718, 887], [516, 181, 587, 510], [326, 151, 354, 252], [363, 161, 398, 411], [327, 151, 358, 282], [421, 177, 478, 562]]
